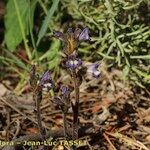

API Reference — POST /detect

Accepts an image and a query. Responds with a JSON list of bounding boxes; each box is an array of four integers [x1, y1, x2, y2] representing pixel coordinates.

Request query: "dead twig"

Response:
[[106, 132, 149, 150], [103, 133, 117, 150], [0, 98, 49, 129]]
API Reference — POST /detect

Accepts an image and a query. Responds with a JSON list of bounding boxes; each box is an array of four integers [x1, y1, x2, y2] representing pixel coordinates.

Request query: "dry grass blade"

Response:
[[106, 132, 149, 150], [103, 133, 117, 150]]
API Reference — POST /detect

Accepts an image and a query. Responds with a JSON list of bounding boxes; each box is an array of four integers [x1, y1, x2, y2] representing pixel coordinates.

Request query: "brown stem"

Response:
[[71, 71, 79, 141], [34, 89, 44, 139], [63, 112, 67, 139]]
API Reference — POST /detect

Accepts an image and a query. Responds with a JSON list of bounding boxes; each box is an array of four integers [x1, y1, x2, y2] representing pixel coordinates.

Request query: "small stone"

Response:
[[0, 84, 7, 96], [1, 130, 6, 137]]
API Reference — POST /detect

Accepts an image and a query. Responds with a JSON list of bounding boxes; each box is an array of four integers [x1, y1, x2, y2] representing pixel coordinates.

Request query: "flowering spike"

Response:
[[53, 27, 91, 56]]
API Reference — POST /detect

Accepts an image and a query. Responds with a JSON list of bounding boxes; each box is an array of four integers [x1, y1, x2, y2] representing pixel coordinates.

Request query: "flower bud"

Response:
[[60, 85, 70, 96]]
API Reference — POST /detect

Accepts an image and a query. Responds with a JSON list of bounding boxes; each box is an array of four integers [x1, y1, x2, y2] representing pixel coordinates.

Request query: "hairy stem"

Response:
[[34, 90, 44, 139], [72, 71, 79, 141], [62, 112, 67, 139]]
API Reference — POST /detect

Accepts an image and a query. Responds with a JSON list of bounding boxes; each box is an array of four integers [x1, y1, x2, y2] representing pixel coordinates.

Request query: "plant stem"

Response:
[[34, 89, 44, 139], [62, 112, 67, 139], [72, 71, 79, 141]]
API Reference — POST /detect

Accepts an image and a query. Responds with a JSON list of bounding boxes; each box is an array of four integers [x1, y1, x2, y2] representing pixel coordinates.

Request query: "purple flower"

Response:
[[78, 28, 90, 42], [53, 27, 90, 56], [66, 56, 82, 70], [60, 85, 70, 96], [60, 85, 71, 109], [39, 70, 54, 91], [87, 63, 101, 78]]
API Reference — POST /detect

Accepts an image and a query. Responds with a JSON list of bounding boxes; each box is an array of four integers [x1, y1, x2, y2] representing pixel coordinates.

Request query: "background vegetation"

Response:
[[0, 0, 150, 94]]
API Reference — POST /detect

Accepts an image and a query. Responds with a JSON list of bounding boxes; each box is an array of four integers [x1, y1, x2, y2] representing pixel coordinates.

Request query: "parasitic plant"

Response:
[[30, 27, 101, 149], [53, 85, 71, 139], [30, 66, 54, 140], [53, 27, 101, 141]]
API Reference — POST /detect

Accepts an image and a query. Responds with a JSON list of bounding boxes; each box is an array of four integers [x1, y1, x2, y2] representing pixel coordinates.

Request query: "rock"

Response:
[[0, 83, 7, 96]]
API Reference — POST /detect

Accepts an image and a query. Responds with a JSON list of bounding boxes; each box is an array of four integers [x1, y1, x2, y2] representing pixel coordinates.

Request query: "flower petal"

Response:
[[78, 27, 90, 41], [93, 70, 101, 78], [39, 70, 55, 91], [40, 70, 51, 85], [87, 63, 101, 78], [66, 57, 82, 70], [60, 85, 70, 96]]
